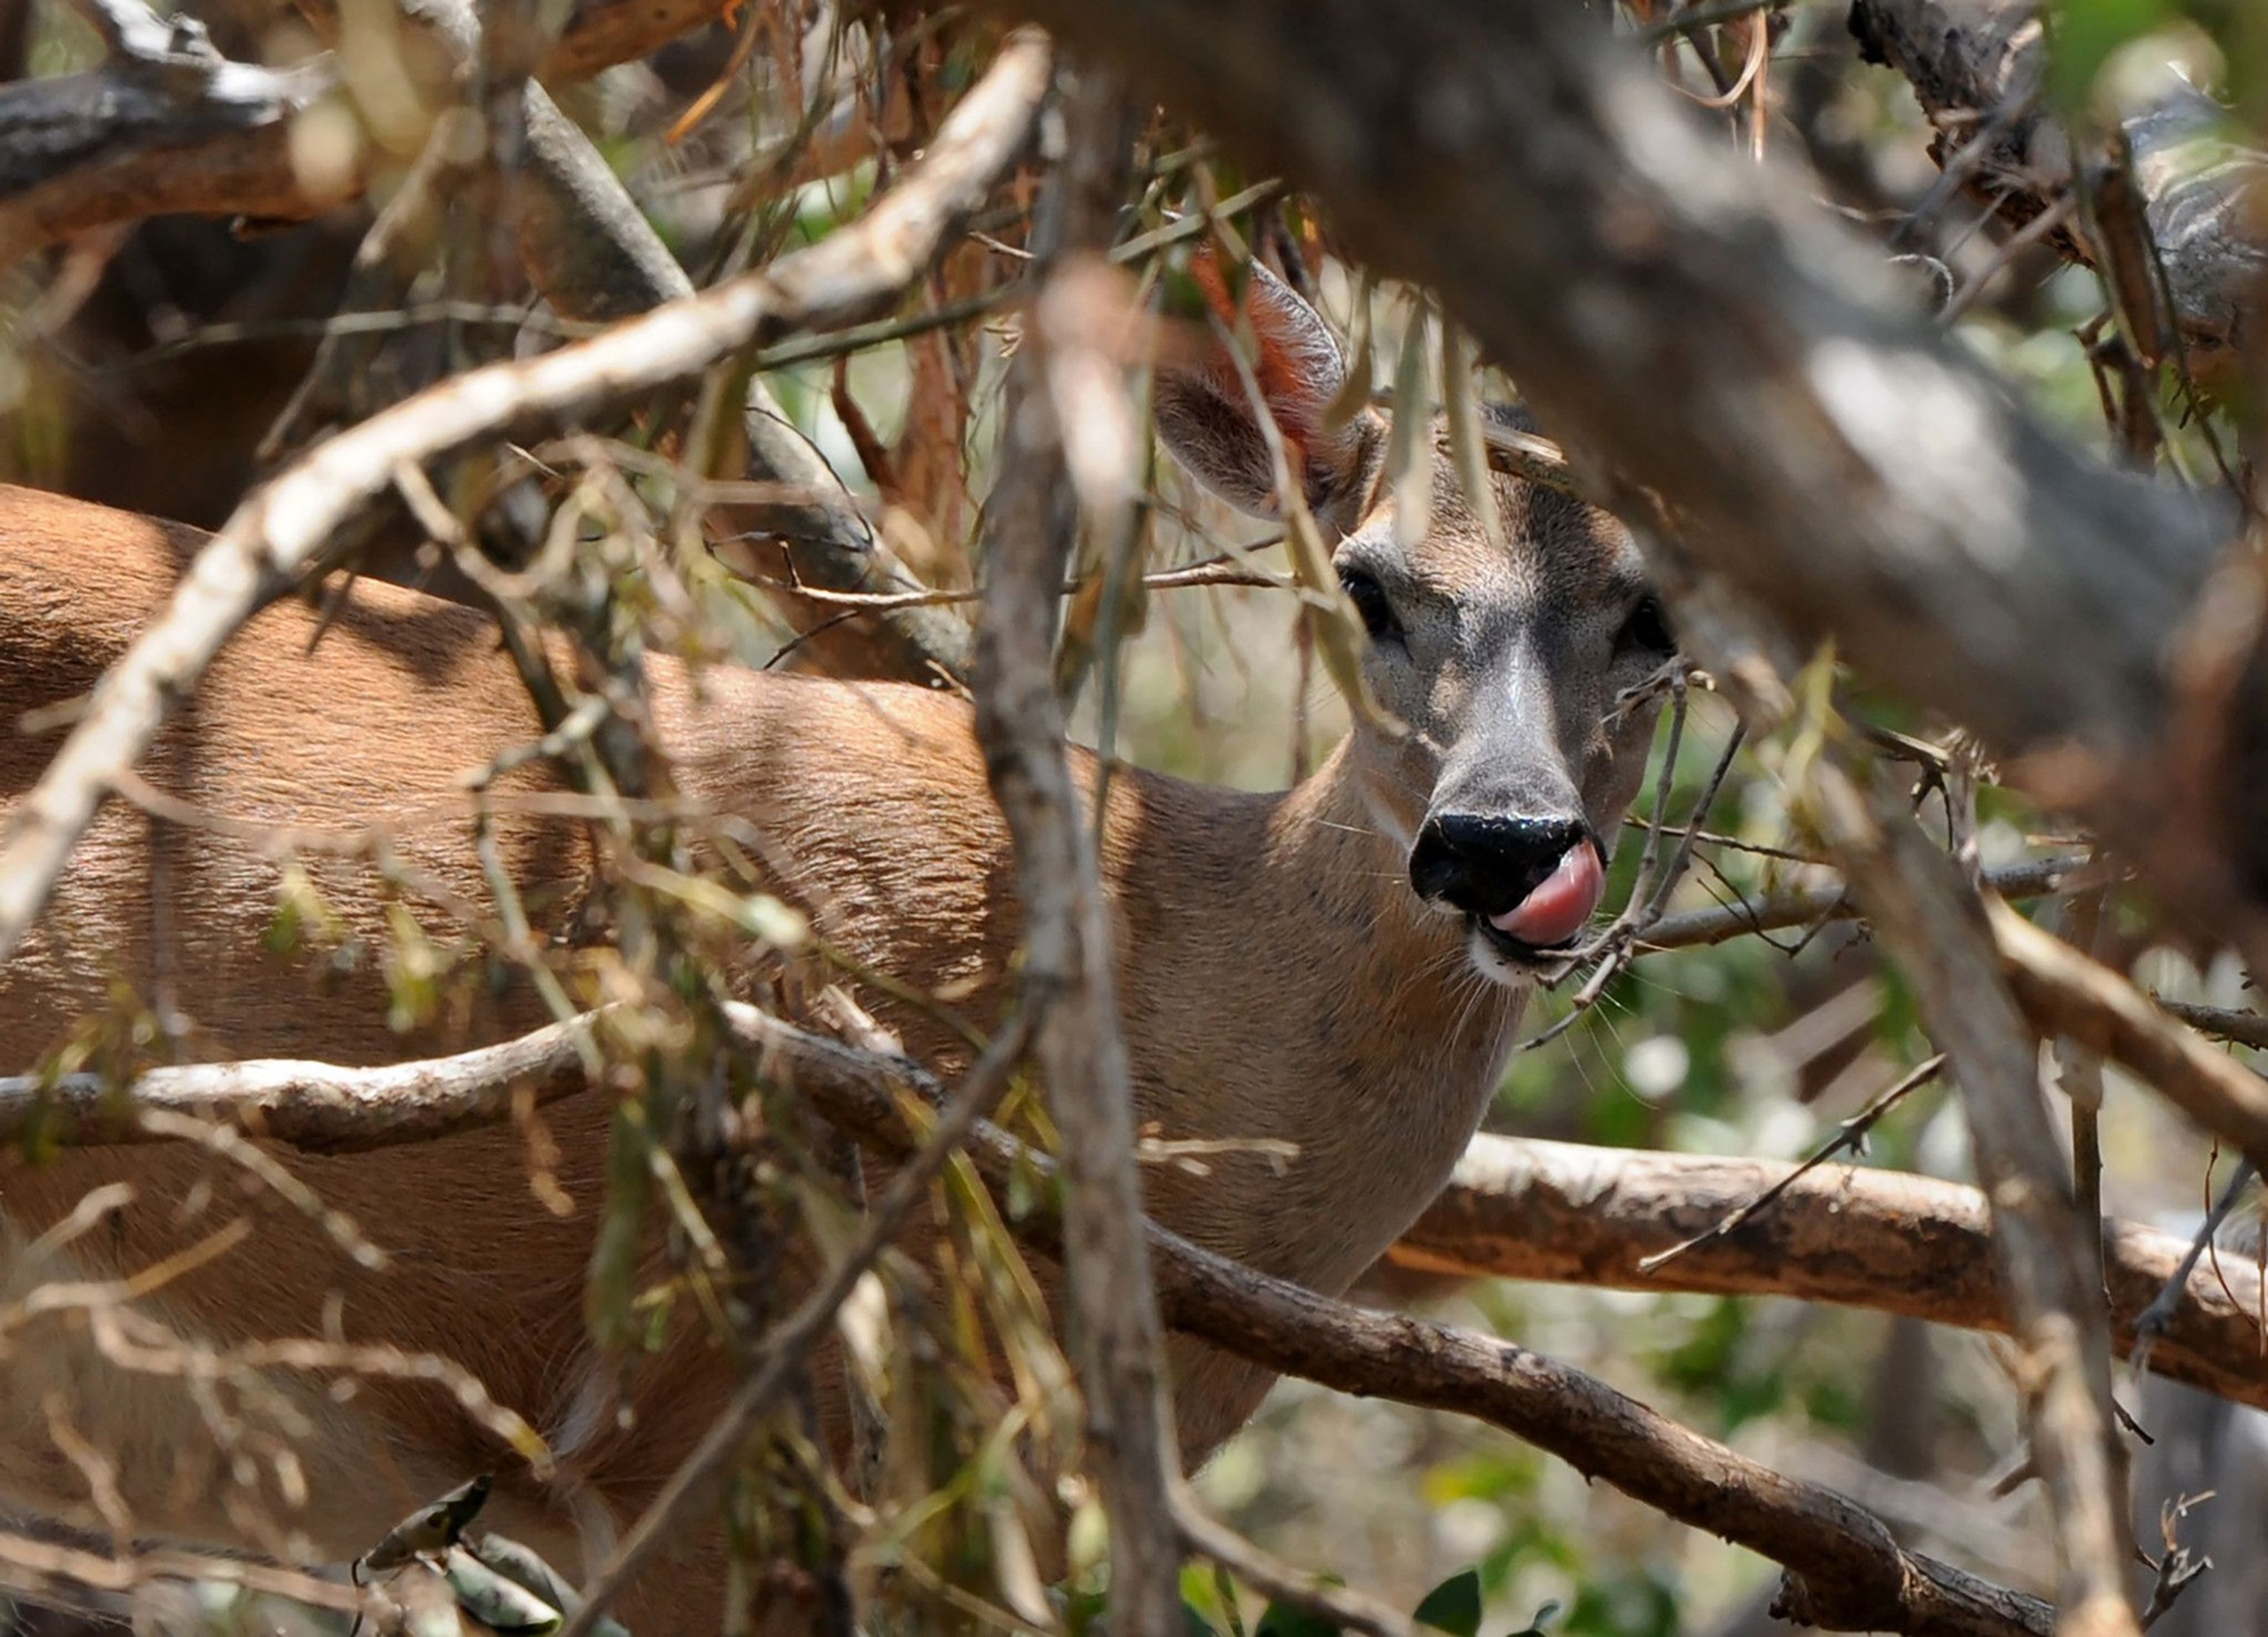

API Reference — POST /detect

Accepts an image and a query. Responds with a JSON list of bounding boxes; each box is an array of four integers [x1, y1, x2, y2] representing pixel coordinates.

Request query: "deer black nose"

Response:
[[1409, 814, 1592, 922]]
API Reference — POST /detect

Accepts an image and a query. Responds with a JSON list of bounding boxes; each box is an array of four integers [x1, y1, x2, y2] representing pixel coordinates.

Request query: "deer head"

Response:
[[1153, 256, 1673, 984]]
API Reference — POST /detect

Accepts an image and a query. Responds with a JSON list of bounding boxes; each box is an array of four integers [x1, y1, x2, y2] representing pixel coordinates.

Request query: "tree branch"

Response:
[[1814, 757, 2137, 1637], [0, 44, 335, 262], [997, 0, 2259, 969], [1849, 0, 2268, 377], [968, 63, 1183, 1636], [12, 1020, 2261, 1417], [1396, 1134, 2267, 1417], [1990, 895, 2268, 1174], [750, 1005, 2054, 1637], [0, 27, 1053, 971], [2, 0, 975, 686]]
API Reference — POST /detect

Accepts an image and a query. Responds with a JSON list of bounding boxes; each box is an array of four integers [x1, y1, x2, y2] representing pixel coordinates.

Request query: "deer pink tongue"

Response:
[[1487, 844, 1604, 948]]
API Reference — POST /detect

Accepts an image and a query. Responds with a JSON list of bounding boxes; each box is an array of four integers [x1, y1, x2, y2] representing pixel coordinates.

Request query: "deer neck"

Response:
[[1120, 737, 1530, 1291]]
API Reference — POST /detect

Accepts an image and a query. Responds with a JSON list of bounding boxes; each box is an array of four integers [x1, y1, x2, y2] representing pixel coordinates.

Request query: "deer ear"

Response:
[[1153, 252, 1380, 525]]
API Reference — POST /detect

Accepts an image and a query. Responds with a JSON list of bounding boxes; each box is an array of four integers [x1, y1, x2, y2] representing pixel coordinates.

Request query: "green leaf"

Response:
[[360, 1475, 492, 1573], [1413, 1568, 1483, 1636], [2047, 0, 2172, 105], [464, 1535, 632, 1637], [1185, 1597, 1226, 1636], [1253, 1601, 1340, 1637]]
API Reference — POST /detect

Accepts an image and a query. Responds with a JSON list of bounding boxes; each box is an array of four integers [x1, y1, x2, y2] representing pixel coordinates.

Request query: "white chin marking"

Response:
[[1465, 927, 1533, 989]]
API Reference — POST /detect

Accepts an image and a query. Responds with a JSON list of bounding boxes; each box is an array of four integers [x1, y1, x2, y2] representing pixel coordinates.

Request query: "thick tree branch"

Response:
[[750, 1006, 2052, 1637], [999, 0, 2259, 962], [0, 28, 1052, 971], [0, 46, 335, 261], [42, 996, 2268, 1627], [1396, 1134, 2268, 1417], [11, 1020, 2260, 1417]]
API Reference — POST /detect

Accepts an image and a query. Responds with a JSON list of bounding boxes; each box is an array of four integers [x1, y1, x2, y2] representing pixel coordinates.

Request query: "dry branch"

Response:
[[0, 34, 334, 261], [1849, 0, 2268, 374], [0, 0, 738, 261], [751, 1006, 2054, 1637], [304, 0, 975, 684], [1, 0, 973, 685], [969, 64, 1183, 1636], [1642, 854, 2090, 949], [0, 1527, 374, 1619], [0, 28, 1053, 971], [0, 1008, 2055, 1632], [1816, 760, 2137, 1637], [1990, 896, 2268, 1173], [0, 1017, 598, 1152], [1396, 1135, 2268, 1417], [550, 1016, 1034, 1637]]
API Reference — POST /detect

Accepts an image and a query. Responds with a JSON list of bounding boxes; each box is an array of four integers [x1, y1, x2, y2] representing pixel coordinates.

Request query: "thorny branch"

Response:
[[0, 28, 1055, 971]]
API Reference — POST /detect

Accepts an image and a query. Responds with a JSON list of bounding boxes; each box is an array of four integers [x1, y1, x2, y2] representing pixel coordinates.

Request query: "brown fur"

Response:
[[0, 269, 1666, 1634]]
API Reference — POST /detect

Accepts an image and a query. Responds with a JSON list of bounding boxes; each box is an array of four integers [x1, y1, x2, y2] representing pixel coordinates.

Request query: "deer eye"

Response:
[[1618, 594, 1674, 656], [1338, 565, 1402, 644]]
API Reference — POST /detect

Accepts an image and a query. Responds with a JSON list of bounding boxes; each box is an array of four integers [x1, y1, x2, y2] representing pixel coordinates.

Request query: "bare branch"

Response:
[[970, 64, 1183, 1636], [0, 47, 335, 262], [1173, 1495, 1427, 1637], [1641, 854, 2096, 950], [0, 1527, 377, 1619], [1814, 757, 2137, 1637], [0, 28, 1054, 971], [1850, 0, 2268, 375], [0, 1016, 601, 1153], [1397, 1135, 2268, 1418], [15, 1017, 2263, 1418], [759, 1004, 2054, 1637], [1992, 896, 2268, 1174]]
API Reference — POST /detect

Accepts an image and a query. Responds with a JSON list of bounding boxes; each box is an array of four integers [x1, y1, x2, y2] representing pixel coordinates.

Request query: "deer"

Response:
[[0, 261, 1673, 1633]]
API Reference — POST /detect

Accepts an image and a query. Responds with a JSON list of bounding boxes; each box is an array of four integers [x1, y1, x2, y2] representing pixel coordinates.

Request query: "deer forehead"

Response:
[[1353, 462, 1643, 613]]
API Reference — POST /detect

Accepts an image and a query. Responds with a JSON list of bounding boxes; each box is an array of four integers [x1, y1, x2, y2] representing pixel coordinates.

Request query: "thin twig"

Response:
[[2131, 1159, 2257, 1376], [1638, 1054, 1945, 1272], [1173, 1494, 1426, 1637], [553, 1015, 1034, 1637]]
